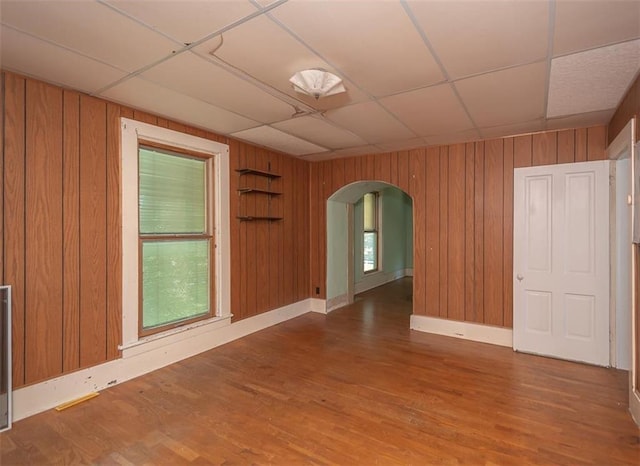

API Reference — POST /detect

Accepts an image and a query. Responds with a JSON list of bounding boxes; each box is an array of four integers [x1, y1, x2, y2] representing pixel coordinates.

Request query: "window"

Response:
[[138, 144, 213, 336], [121, 118, 231, 351], [363, 192, 378, 273]]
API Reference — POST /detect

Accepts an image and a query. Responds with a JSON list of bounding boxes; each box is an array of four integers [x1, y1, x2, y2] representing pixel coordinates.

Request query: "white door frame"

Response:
[[607, 118, 639, 426]]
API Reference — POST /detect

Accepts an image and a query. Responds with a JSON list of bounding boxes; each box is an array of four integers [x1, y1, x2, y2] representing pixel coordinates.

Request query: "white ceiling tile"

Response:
[[0, 25, 127, 94], [231, 125, 328, 156], [270, 0, 444, 96], [456, 62, 548, 128], [192, 15, 369, 111], [100, 77, 259, 134], [478, 119, 546, 140], [554, 0, 640, 56], [547, 40, 640, 118], [140, 51, 293, 123], [1, 0, 178, 72], [104, 0, 258, 44], [379, 84, 474, 137], [407, 0, 549, 79], [325, 101, 416, 144], [272, 116, 366, 149], [546, 109, 615, 131]]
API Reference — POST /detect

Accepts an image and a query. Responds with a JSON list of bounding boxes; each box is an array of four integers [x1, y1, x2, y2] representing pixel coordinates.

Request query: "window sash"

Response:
[[137, 143, 214, 337]]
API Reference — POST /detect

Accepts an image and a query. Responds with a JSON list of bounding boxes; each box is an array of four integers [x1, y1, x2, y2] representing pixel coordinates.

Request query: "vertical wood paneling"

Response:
[[119, 106, 134, 119], [79, 95, 107, 367], [557, 129, 575, 164], [473, 142, 485, 323], [438, 147, 448, 318], [532, 132, 557, 166], [587, 126, 606, 160], [464, 142, 475, 323], [447, 144, 465, 321], [256, 150, 270, 316], [4, 73, 26, 387], [513, 135, 532, 168], [332, 158, 345, 195], [320, 161, 332, 298], [264, 154, 282, 309], [309, 162, 326, 298], [297, 160, 310, 301], [410, 149, 427, 315], [425, 148, 440, 316], [575, 128, 588, 162], [389, 152, 399, 187], [483, 139, 504, 327], [132, 110, 156, 125], [106, 103, 121, 360], [343, 157, 356, 186], [282, 155, 294, 305], [502, 138, 514, 328], [62, 90, 80, 372], [229, 141, 241, 320], [375, 152, 391, 184], [364, 154, 375, 180], [25, 80, 64, 383], [246, 147, 260, 315], [397, 150, 410, 193]]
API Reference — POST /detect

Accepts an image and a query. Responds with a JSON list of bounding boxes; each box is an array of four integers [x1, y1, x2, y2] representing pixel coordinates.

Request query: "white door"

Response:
[[513, 160, 610, 366]]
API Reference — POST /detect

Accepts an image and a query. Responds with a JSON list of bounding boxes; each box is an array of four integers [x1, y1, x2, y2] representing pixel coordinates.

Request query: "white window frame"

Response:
[[120, 118, 231, 352], [363, 191, 383, 274]]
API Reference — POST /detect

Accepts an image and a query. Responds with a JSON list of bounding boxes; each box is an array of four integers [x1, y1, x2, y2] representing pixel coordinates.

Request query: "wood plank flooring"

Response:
[[1, 278, 639, 465]]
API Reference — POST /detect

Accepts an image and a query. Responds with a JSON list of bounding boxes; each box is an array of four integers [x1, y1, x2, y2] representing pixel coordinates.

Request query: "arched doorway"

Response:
[[326, 181, 414, 314]]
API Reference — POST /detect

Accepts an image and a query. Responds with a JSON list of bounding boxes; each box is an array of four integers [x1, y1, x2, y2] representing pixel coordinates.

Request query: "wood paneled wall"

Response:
[[309, 127, 607, 328], [1, 72, 310, 388]]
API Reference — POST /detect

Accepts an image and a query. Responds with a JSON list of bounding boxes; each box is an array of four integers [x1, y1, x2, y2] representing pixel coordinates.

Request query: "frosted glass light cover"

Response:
[[289, 69, 346, 99]]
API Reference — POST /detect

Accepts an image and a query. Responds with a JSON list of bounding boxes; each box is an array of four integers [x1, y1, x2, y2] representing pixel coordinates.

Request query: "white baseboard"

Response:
[[355, 269, 406, 294], [325, 293, 349, 313], [410, 315, 513, 348], [404, 268, 414, 277], [309, 298, 327, 314], [12, 299, 313, 422]]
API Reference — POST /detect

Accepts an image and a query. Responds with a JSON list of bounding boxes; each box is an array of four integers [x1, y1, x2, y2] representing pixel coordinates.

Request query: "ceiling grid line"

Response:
[[91, 0, 290, 96], [399, 0, 481, 137], [262, 8, 422, 145]]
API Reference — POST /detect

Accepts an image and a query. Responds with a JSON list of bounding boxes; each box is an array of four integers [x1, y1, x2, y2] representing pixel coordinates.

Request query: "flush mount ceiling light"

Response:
[[289, 69, 346, 100]]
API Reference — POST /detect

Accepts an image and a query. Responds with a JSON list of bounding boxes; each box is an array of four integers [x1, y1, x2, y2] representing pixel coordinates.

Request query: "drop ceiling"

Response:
[[1, 0, 639, 160]]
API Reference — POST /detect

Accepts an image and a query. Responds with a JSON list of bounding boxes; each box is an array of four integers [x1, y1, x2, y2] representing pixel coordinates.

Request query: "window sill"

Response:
[[120, 314, 232, 359]]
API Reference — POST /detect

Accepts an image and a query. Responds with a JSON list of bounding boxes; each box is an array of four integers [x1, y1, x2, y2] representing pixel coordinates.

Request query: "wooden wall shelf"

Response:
[[235, 168, 281, 179], [237, 188, 282, 195], [237, 216, 283, 222], [236, 167, 282, 221]]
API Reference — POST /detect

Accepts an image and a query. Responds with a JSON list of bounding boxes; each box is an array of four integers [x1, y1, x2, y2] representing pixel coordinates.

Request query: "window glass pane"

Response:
[[139, 147, 206, 234], [364, 232, 377, 272], [142, 240, 209, 330], [363, 193, 376, 231]]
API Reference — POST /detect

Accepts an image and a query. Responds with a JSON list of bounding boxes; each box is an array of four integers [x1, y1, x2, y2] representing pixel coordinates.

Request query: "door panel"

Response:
[[514, 160, 609, 366]]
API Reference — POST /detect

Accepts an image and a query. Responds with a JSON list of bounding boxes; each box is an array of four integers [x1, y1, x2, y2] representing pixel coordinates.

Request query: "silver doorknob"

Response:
[[516, 274, 524, 282]]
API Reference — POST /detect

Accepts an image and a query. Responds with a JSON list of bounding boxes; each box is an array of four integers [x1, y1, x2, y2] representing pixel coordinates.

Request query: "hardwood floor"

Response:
[[1, 278, 639, 465]]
